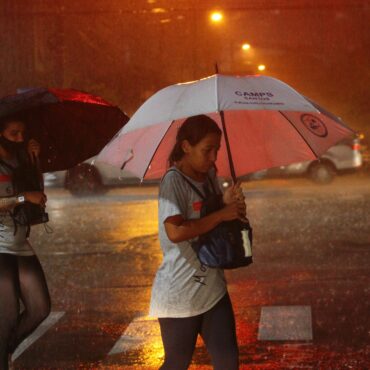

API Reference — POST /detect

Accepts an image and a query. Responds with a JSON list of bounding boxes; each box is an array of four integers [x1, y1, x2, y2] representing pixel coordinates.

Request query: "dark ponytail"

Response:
[[168, 115, 221, 167]]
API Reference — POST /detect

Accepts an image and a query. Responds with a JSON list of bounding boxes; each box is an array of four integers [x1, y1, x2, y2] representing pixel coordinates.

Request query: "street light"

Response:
[[210, 11, 223, 23], [258, 64, 266, 71], [242, 43, 251, 51], [151, 8, 166, 14]]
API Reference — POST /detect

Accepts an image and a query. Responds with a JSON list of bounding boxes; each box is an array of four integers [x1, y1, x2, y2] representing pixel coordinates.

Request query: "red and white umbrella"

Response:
[[97, 74, 354, 182]]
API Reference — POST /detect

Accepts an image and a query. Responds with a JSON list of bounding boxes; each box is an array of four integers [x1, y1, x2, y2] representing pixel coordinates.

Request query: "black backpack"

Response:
[[169, 169, 253, 269]]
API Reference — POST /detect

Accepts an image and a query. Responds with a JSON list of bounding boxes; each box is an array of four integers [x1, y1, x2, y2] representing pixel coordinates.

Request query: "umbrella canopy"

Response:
[[97, 74, 354, 182], [0, 88, 129, 172]]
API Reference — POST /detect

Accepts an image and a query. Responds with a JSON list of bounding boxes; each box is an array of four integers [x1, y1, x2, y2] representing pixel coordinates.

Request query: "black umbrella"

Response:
[[0, 88, 129, 172]]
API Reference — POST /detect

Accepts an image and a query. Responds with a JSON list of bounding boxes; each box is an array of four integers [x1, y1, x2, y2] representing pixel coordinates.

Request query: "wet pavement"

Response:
[[12, 174, 370, 369]]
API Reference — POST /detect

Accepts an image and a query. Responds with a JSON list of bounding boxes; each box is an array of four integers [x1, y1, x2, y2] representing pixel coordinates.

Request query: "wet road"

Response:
[[12, 175, 370, 369]]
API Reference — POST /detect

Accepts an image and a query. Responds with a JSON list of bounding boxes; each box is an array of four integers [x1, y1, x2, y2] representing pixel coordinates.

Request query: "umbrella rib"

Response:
[[142, 120, 175, 180], [278, 111, 320, 160], [304, 96, 355, 133]]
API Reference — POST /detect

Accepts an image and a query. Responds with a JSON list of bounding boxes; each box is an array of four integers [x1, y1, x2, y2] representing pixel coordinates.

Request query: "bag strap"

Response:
[[0, 159, 15, 172], [166, 168, 214, 200], [205, 177, 217, 195], [167, 168, 205, 199]]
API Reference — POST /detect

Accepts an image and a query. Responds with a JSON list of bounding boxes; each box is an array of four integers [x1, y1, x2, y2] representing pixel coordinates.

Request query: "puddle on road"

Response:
[[104, 314, 214, 369]]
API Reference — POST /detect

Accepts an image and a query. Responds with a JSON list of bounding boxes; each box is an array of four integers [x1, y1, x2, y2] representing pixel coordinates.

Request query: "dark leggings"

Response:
[[158, 293, 239, 370], [0, 254, 51, 370]]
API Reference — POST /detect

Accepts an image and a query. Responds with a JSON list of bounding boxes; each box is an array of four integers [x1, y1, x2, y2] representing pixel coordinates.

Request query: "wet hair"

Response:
[[169, 115, 222, 166], [0, 114, 25, 133]]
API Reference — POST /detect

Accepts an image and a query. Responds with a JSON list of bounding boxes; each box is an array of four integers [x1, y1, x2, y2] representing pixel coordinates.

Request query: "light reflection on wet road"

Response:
[[13, 175, 370, 369]]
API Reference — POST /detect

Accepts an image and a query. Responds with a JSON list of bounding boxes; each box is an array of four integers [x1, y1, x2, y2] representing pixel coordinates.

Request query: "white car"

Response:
[[44, 158, 148, 195], [44, 159, 230, 195], [256, 135, 363, 183]]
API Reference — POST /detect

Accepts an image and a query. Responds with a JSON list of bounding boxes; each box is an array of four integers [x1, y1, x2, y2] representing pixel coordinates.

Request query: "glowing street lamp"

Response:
[[210, 11, 223, 23], [258, 64, 266, 71], [151, 7, 166, 14], [242, 43, 251, 51]]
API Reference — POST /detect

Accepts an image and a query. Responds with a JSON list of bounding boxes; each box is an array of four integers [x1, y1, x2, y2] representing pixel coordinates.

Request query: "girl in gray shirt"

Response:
[[150, 115, 247, 370]]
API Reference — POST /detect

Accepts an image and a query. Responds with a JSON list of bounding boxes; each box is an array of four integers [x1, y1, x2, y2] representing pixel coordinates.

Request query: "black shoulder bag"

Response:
[[172, 169, 253, 269], [0, 158, 49, 235]]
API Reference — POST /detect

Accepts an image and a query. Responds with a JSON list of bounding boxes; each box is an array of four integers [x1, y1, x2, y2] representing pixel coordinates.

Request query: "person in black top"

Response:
[[0, 115, 50, 370]]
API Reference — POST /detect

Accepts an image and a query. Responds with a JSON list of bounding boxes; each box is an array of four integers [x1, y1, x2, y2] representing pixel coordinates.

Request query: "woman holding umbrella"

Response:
[[0, 115, 50, 370], [150, 115, 247, 370], [98, 73, 355, 369]]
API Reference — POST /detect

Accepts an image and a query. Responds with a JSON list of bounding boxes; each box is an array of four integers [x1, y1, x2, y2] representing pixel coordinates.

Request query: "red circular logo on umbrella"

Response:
[[300, 114, 328, 137]]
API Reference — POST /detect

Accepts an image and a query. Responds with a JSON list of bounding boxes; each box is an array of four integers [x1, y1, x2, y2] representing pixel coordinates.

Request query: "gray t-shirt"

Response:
[[0, 158, 34, 256], [149, 166, 227, 318]]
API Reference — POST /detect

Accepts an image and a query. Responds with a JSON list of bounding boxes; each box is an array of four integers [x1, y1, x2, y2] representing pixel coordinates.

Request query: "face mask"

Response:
[[0, 136, 26, 154]]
